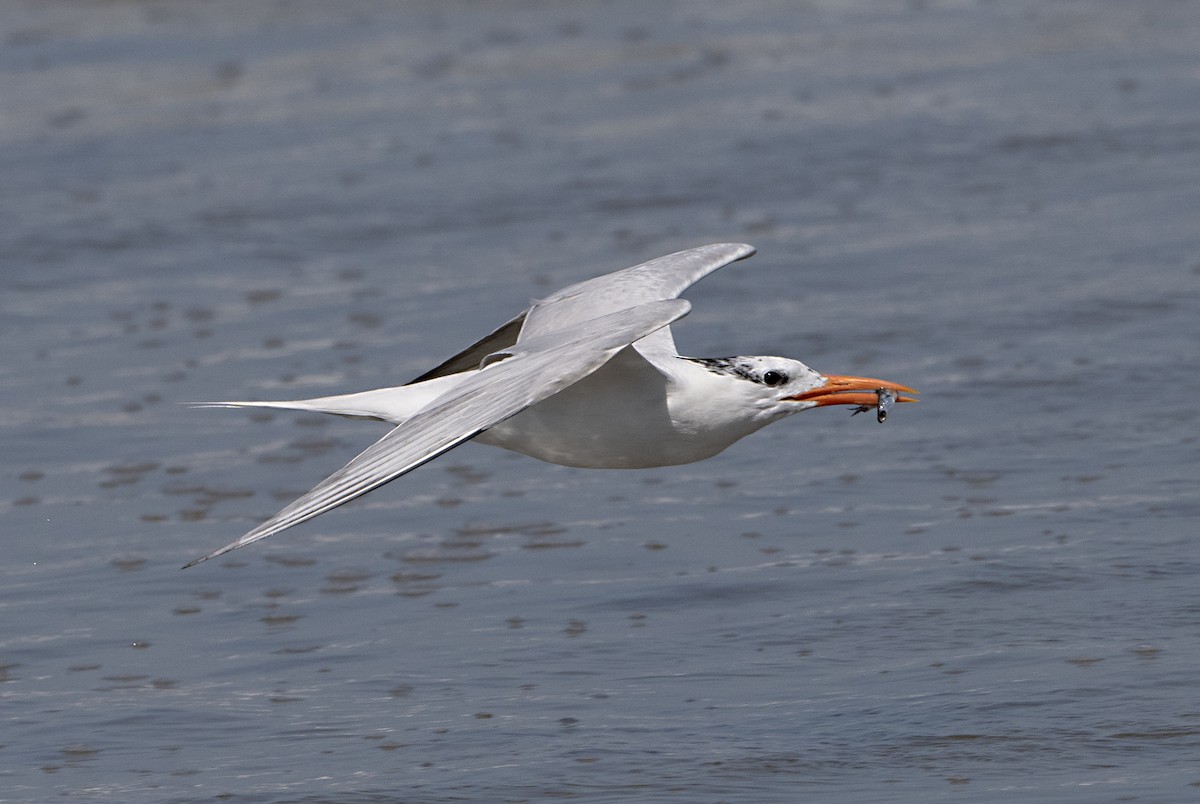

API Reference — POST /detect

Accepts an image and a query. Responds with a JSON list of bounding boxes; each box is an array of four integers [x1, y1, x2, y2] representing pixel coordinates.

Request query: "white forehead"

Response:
[[685, 356, 819, 385]]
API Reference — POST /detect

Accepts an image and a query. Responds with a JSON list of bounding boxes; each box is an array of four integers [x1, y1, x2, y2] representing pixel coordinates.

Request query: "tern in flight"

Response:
[[185, 244, 917, 567]]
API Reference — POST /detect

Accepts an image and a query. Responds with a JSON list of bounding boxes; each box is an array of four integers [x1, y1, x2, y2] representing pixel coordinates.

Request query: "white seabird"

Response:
[[185, 243, 917, 567]]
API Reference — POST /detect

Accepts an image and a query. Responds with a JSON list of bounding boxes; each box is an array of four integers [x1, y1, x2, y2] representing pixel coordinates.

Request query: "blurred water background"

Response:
[[2, 1, 1199, 801]]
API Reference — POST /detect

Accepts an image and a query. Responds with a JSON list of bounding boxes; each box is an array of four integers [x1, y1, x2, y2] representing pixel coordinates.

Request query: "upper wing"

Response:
[[405, 244, 755, 384], [518, 243, 755, 356], [184, 299, 691, 568]]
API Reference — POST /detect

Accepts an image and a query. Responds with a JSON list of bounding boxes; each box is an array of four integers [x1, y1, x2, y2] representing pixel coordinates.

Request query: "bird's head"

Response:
[[686, 356, 918, 421]]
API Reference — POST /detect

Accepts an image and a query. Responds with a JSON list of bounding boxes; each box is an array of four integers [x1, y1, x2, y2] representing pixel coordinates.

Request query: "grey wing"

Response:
[[406, 244, 753, 385], [518, 243, 755, 357], [183, 299, 691, 568]]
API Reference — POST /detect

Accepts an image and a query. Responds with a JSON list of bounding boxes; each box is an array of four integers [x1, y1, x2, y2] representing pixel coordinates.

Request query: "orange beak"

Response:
[[785, 374, 920, 409]]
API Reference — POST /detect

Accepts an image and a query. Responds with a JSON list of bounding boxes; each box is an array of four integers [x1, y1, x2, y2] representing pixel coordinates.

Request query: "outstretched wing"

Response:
[[184, 299, 691, 567], [405, 243, 754, 383], [519, 243, 754, 356]]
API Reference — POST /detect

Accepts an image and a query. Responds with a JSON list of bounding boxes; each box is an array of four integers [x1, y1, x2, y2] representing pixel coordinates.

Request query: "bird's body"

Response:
[[481, 350, 807, 469], [186, 244, 916, 567]]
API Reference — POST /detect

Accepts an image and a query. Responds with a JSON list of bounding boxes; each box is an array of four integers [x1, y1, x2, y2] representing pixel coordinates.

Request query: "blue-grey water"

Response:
[[3, 1, 1199, 801]]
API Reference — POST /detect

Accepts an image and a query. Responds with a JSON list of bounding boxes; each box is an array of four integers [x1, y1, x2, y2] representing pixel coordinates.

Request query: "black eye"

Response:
[[762, 370, 788, 387]]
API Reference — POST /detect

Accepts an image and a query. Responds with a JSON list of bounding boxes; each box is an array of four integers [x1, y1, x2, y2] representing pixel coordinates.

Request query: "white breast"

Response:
[[476, 348, 772, 468]]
